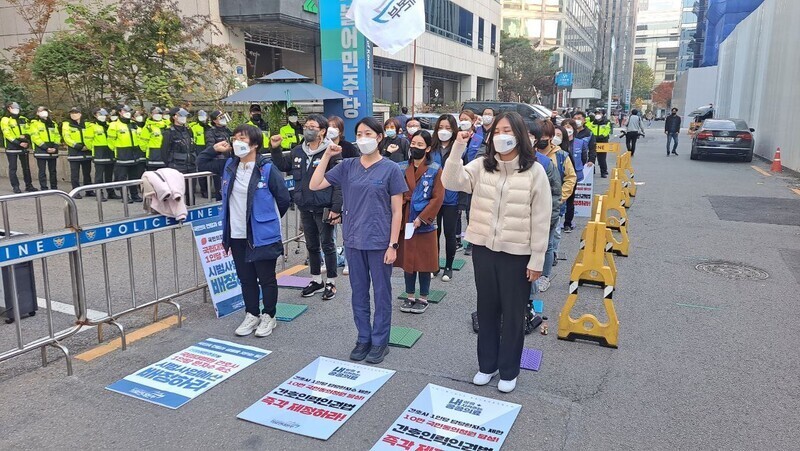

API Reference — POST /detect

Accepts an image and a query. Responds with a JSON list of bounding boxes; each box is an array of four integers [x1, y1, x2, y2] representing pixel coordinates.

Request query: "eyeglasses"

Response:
[[303, 126, 320, 131]]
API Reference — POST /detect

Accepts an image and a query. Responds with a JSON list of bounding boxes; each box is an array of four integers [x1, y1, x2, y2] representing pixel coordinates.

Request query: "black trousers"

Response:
[[300, 209, 338, 278], [94, 163, 115, 195], [564, 190, 576, 228], [437, 205, 459, 269], [472, 245, 530, 381], [625, 132, 640, 155], [596, 152, 608, 176], [36, 158, 57, 189], [70, 160, 92, 189], [7, 152, 33, 189], [229, 239, 278, 317], [114, 164, 139, 197]]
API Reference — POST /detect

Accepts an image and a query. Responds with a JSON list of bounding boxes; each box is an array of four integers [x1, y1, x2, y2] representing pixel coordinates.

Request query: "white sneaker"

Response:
[[255, 314, 277, 337], [342, 266, 349, 275], [472, 370, 499, 386], [536, 276, 551, 292], [498, 378, 517, 393], [235, 313, 261, 336]]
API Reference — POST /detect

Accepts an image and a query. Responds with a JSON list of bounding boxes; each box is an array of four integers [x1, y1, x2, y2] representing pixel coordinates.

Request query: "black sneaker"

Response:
[[600, 174, 608, 178], [12, 187, 21, 194], [86, 190, 96, 197], [400, 298, 415, 313], [563, 225, 574, 233], [74, 192, 83, 199], [350, 342, 371, 361], [322, 282, 336, 301], [25, 186, 38, 192], [471, 311, 479, 333], [302, 280, 325, 297], [672, 151, 679, 156], [409, 300, 428, 314], [365, 344, 390, 364], [132, 195, 143, 203]]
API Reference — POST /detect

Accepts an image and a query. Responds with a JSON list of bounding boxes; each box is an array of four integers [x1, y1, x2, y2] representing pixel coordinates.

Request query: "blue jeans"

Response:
[[542, 219, 559, 278], [404, 272, 431, 297], [666, 132, 679, 153]]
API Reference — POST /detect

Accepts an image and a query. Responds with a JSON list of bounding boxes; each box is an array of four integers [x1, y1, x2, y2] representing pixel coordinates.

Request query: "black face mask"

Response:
[[671, 112, 677, 115], [251, 114, 261, 121], [410, 147, 427, 160], [535, 139, 550, 150]]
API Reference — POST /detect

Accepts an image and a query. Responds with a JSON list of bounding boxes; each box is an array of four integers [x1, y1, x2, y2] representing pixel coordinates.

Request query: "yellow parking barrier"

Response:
[[616, 151, 637, 198], [578, 193, 629, 257], [606, 170, 630, 225], [573, 195, 617, 287], [558, 196, 620, 348], [596, 142, 621, 153]]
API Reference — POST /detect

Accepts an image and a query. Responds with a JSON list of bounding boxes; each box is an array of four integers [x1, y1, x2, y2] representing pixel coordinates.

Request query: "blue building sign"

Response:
[[555, 72, 573, 88]]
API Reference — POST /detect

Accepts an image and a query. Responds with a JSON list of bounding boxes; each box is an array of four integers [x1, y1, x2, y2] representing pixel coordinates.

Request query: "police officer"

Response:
[[62, 107, 94, 198], [246, 103, 269, 136], [189, 110, 210, 195], [161, 107, 194, 174], [280, 106, 303, 150], [107, 104, 142, 203], [585, 108, 612, 178], [202, 110, 231, 200], [88, 108, 117, 201], [132, 109, 148, 181], [30, 106, 62, 191], [1, 101, 35, 193], [139, 106, 167, 170]]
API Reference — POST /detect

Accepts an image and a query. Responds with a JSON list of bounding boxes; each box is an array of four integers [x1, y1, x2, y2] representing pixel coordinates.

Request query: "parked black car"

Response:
[[690, 119, 755, 162], [461, 101, 549, 129]]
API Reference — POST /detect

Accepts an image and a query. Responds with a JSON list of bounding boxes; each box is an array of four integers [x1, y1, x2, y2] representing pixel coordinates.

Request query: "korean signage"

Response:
[[191, 216, 244, 318], [555, 72, 573, 88], [372, 384, 521, 450], [238, 356, 395, 440], [320, 0, 374, 141], [574, 167, 594, 218], [106, 338, 270, 409]]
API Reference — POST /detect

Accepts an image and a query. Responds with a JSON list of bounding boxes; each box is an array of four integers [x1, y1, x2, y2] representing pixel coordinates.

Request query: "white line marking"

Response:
[[36, 298, 107, 334]]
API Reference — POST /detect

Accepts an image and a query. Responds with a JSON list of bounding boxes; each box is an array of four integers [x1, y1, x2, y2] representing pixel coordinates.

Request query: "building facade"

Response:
[[596, 0, 639, 109], [0, 0, 501, 109], [634, 0, 682, 85]]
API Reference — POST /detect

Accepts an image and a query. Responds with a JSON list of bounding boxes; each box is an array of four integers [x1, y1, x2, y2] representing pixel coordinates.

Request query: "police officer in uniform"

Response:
[[1, 102, 35, 193], [246, 103, 269, 145], [88, 108, 117, 201], [161, 107, 194, 172], [107, 104, 142, 203], [139, 106, 168, 170], [202, 110, 232, 200], [585, 108, 612, 178], [189, 110, 210, 196], [62, 107, 94, 198], [30, 106, 62, 190], [280, 106, 303, 150]]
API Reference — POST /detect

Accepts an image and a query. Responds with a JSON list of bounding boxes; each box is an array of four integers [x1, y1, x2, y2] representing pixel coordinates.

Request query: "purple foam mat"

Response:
[[520, 348, 542, 371], [277, 275, 312, 288]]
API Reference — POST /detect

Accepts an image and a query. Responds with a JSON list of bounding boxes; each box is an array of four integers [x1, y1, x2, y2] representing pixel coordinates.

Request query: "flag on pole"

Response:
[[346, 0, 425, 55]]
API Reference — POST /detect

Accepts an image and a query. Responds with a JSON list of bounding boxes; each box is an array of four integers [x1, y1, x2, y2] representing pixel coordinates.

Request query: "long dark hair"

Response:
[[430, 114, 457, 150], [483, 111, 536, 173], [409, 129, 433, 164], [556, 125, 571, 152]]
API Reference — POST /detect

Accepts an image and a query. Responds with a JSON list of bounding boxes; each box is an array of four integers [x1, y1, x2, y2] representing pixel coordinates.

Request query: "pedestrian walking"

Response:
[[196, 125, 291, 338], [665, 107, 681, 156], [29, 106, 61, 191], [1, 102, 36, 193], [107, 104, 142, 203], [396, 130, 444, 315], [62, 107, 94, 198], [585, 109, 611, 177], [430, 114, 463, 282], [380, 117, 409, 163], [625, 109, 646, 156], [87, 108, 117, 201], [442, 111, 551, 393], [310, 117, 407, 365], [270, 114, 342, 301], [562, 119, 588, 233]]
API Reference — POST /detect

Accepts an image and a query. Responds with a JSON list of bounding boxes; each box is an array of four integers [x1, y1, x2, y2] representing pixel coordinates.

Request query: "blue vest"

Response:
[[221, 158, 282, 249], [410, 162, 441, 234], [571, 137, 588, 182], [535, 152, 552, 171], [431, 147, 459, 206], [466, 128, 483, 162]]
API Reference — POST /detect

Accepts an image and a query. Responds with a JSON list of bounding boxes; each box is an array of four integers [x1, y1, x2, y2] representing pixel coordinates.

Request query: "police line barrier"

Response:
[[0, 172, 304, 375], [0, 190, 87, 376]]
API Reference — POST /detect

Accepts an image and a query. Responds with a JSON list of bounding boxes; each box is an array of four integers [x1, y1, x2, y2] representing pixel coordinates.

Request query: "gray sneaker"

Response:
[[409, 300, 428, 314], [400, 297, 415, 313]]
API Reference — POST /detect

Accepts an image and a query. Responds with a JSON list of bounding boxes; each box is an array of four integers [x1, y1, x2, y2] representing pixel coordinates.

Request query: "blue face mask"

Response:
[[385, 129, 397, 138]]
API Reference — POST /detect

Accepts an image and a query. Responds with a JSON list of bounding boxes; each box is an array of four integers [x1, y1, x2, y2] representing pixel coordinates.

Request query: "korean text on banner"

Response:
[[346, 0, 425, 54], [372, 383, 521, 451], [574, 166, 594, 218], [106, 338, 270, 409], [192, 216, 244, 318], [320, 0, 374, 142], [238, 356, 395, 440]]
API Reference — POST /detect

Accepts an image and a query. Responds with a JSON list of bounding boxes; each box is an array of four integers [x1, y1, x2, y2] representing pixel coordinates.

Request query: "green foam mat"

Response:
[[396, 289, 447, 304], [389, 326, 423, 348], [275, 303, 308, 322], [439, 258, 466, 270]]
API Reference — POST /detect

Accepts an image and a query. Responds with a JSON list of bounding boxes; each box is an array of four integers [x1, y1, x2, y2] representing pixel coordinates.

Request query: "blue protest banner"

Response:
[[192, 217, 244, 318]]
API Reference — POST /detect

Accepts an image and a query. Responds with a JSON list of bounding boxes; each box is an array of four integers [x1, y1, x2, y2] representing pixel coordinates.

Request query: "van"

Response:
[[461, 101, 549, 127]]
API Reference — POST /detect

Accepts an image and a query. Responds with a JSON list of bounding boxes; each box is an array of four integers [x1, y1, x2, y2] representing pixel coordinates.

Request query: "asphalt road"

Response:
[[1, 129, 798, 450]]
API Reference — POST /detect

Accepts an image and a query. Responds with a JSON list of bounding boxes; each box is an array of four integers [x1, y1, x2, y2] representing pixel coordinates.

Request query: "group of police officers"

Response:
[[1, 101, 305, 200]]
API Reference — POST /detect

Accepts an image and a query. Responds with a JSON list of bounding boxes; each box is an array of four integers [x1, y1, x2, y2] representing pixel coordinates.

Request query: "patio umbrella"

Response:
[[222, 68, 345, 103]]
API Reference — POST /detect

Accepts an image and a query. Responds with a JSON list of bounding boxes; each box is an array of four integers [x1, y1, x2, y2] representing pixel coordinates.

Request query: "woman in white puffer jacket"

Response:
[[442, 111, 552, 394]]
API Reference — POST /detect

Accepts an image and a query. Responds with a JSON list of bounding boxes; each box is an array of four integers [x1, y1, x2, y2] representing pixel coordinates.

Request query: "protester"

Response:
[[405, 117, 421, 138], [460, 109, 486, 256], [625, 109, 645, 156], [62, 107, 94, 198], [379, 117, 409, 163], [430, 114, 462, 281], [665, 107, 681, 156], [30, 106, 61, 191], [395, 130, 444, 314], [327, 115, 359, 159], [585, 109, 611, 177], [562, 118, 588, 233], [480, 108, 495, 139], [270, 114, 342, 301], [310, 117, 406, 365], [197, 125, 291, 338], [442, 111, 551, 393]]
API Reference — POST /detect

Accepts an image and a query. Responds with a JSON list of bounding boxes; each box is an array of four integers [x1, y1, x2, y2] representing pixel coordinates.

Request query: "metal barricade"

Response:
[[0, 190, 87, 375]]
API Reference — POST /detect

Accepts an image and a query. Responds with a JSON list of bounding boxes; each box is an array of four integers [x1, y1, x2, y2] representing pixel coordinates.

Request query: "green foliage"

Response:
[[632, 62, 655, 100], [266, 102, 286, 135], [498, 33, 558, 103], [0, 67, 30, 110]]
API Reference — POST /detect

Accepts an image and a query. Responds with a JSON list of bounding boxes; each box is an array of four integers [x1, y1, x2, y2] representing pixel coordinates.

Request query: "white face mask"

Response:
[[219, 118, 228, 126], [176, 116, 187, 125], [406, 126, 419, 135], [10, 108, 20, 115], [566, 128, 574, 137], [356, 137, 378, 154], [575, 120, 583, 127], [437, 129, 453, 142], [326, 127, 340, 140], [459, 120, 472, 131], [198, 115, 207, 123], [552, 136, 562, 146], [493, 134, 517, 155], [134, 115, 144, 123], [152, 114, 163, 121], [97, 115, 107, 122], [595, 114, 602, 120], [288, 115, 298, 123], [121, 111, 132, 119], [38, 111, 49, 119], [110, 115, 119, 122], [232, 140, 250, 158], [482, 115, 493, 125]]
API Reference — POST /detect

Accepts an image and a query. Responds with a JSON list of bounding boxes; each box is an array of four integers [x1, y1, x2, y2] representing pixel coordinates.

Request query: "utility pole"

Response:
[[607, 35, 615, 115]]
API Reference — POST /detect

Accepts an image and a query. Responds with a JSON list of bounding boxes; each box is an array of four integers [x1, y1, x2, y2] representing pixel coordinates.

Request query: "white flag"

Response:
[[346, 0, 425, 55]]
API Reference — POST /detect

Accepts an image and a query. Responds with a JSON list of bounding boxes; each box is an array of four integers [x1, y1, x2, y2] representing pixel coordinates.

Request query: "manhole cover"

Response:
[[695, 261, 769, 280]]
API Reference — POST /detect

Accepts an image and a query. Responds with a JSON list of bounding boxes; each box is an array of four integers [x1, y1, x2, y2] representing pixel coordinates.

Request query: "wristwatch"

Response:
[[390, 242, 399, 250]]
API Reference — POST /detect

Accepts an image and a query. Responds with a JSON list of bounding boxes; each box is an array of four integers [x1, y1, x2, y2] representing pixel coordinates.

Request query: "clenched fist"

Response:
[[269, 135, 282, 148]]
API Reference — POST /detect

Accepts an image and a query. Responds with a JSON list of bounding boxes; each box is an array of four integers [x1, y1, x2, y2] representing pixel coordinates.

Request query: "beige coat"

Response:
[[441, 141, 552, 271]]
